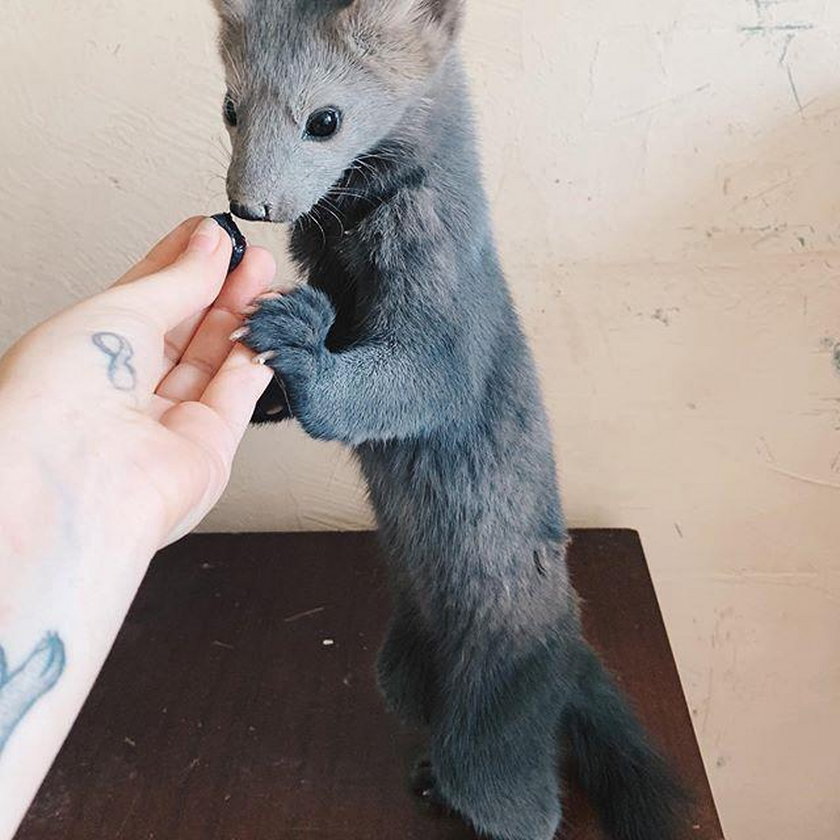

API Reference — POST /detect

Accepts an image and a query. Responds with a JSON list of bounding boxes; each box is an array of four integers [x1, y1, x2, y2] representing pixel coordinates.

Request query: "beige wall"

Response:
[[1, 1, 839, 837]]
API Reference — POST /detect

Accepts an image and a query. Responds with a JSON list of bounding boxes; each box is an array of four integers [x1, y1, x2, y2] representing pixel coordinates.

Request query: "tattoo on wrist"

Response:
[[92, 332, 137, 391], [0, 633, 66, 756]]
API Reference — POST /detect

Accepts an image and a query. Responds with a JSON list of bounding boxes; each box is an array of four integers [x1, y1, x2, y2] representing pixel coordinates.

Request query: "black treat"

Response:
[[211, 212, 247, 274]]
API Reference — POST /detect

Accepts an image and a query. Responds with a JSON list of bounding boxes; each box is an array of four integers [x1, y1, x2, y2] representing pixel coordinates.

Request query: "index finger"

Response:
[[102, 218, 233, 334], [156, 246, 276, 399]]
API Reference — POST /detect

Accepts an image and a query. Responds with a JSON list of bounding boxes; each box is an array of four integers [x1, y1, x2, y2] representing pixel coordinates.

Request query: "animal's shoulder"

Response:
[[358, 174, 477, 273]]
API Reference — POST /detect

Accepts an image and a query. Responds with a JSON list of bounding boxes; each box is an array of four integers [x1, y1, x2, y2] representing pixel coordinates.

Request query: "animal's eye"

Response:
[[223, 94, 238, 128], [305, 107, 342, 140]]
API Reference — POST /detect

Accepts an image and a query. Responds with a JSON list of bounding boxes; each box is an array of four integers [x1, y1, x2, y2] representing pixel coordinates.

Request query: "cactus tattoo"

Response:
[[0, 633, 66, 755]]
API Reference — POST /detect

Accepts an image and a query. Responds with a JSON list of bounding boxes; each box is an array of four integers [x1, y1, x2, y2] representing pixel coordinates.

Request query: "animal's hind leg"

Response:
[[427, 628, 573, 840], [376, 592, 437, 727]]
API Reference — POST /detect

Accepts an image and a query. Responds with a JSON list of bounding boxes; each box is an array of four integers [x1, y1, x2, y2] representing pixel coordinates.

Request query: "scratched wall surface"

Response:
[[0, 1, 838, 838]]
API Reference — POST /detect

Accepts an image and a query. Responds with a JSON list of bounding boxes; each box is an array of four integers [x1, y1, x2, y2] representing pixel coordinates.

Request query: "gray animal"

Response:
[[211, 1, 686, 838]]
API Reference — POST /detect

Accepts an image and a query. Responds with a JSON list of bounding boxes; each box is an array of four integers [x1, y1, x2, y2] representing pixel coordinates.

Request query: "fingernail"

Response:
[[188, 217, 223, 255], [229, 326, 249, 342], [253, 351, 277, 366]]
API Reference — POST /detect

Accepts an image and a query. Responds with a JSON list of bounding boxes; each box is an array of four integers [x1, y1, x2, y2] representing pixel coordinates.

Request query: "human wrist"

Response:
[[0, 404, 166, 569], [0, 452, 159, 840]]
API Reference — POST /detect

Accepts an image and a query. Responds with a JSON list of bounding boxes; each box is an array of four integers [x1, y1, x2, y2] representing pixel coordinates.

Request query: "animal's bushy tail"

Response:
[[564, 644, 689, 840]]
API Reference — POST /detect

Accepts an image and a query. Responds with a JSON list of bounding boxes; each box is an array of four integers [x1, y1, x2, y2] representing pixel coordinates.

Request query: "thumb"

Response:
[[104, 217, 233, 332]]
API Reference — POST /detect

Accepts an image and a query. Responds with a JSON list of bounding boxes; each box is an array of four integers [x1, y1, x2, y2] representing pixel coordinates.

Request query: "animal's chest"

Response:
[[357, 444, 446, 555], [291, 228, 377, 352], [308, 258, 360, 351], [356, 437, 486, 537]]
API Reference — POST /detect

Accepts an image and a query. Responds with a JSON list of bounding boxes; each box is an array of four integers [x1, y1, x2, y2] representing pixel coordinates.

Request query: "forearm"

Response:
[[241, 284, 481, 444], [0, 214, 272, 839], [300, 341, 477, 444], [0, 447, 158, 840]]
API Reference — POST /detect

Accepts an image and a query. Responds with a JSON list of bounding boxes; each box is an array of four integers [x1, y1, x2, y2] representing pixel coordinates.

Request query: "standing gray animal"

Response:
[[211, 1, 686, 838]]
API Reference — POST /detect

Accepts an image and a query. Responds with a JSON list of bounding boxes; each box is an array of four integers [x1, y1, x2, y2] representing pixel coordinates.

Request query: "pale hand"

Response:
[[0, 216, 276, 560]]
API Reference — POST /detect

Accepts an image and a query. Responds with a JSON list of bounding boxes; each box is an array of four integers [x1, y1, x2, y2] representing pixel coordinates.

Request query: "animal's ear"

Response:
[[414, 0, 465, 38], [342, 0, 464, 35], [339, 0, 465, 67], [211, 0, 248, 21]]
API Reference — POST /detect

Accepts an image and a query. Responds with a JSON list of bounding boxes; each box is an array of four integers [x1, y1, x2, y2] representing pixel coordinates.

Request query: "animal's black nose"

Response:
[[230, 201, 271, 222]]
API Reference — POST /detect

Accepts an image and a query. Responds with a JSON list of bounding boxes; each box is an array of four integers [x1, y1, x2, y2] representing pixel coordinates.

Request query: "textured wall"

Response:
[[1, 1, 839, 838]]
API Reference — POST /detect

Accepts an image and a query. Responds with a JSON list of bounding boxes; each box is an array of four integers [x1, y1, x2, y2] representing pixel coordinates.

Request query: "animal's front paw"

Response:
[[242, 286, 336, 422]]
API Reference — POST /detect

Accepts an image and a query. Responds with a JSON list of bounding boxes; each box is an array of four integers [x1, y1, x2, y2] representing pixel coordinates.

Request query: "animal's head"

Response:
[[212, 0, 465, 223]]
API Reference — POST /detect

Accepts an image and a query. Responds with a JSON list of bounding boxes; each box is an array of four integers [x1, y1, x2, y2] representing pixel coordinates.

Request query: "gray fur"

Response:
[[212, 2, 686, 838]]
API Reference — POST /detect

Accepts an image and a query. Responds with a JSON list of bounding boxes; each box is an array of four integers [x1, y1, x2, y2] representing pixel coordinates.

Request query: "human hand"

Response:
[[0, 217, 275, 558]]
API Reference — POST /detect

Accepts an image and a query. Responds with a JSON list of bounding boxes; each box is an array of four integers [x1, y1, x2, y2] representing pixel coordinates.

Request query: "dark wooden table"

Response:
[[15, 530, 723, 840]]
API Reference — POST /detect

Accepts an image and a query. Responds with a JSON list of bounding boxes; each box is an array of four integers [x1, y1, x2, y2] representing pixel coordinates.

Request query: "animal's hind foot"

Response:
[[375, 609, 436, 727], [414, 756, 561, 840], [411, 758, 453, 815]]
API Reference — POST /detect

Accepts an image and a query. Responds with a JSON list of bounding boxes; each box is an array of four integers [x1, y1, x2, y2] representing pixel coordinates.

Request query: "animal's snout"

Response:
[[230, 201, 273, 223]]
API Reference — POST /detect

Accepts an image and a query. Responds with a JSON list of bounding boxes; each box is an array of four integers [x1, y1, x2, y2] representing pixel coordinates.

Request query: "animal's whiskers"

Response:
[[303, 208, 327, 250], [315, 197, 346, 233]]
